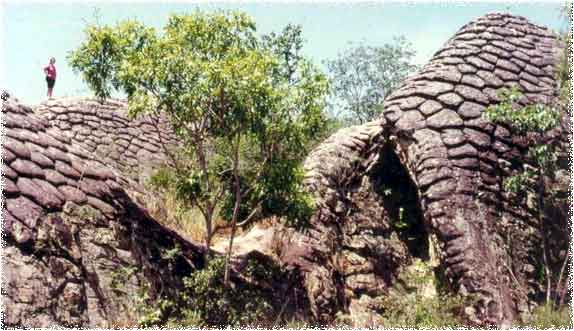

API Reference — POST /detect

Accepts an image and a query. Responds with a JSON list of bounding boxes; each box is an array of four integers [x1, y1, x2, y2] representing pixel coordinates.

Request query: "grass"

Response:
[[377, 258, 465, 328], [519, 304, 572, 328], [142, 186, 232, 246], [377, 293, 464, 328]]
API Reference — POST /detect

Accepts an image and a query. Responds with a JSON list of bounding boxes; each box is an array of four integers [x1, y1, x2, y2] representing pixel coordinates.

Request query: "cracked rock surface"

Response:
[[298, 13, 570, 326], [35, 97, 177, 184], [2, 97, 204, 327], [2, 12, 570, 328]]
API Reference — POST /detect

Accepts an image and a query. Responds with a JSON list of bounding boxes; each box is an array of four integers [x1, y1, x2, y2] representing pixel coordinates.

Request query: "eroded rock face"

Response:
[[2, 97, 204, 327], [2, 12, 568, 328], [2, 96, 312, 328], [300, 13, 569, 326], [35, 97, 177, 184]]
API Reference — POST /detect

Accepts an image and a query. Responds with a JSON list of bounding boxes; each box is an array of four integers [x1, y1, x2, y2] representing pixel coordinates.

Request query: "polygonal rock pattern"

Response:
[[2, 97, 204, 327], [2, 12, 570, 328], [35, 97, 178, 184], [299, 13, 569, 326], [298, 121, 405, 322]]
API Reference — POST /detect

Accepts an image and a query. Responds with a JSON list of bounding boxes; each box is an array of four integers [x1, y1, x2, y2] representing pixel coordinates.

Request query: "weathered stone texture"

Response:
[[35, 97, 178, 184], [300, 13, 569, 327], [2, 97, 204, 328], [2, 12, 569, 328]]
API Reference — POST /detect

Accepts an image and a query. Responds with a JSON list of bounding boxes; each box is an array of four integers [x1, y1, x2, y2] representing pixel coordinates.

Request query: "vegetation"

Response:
[[69, 10, 329, 286], [519, 304, 572, 328], [177, 257, 274, 327], [483, 87, 560, 135], [133, 255, 302, 328], [145, 166, 225, 243], [378, 259, 465, 328], [325, 37, 419, 124], [483, 86, 569, 321]]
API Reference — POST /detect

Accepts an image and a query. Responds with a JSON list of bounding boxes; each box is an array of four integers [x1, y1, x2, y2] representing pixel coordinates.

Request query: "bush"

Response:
[[176, 256, 276, 327], [145, 167, 219, 243], [377, 259, 465, 328]]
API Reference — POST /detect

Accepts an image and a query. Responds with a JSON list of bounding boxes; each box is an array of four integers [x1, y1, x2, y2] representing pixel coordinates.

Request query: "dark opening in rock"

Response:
[[374, 143, 429, 260]]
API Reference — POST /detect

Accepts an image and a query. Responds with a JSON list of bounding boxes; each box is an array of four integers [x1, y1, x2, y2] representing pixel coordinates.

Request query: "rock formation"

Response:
[[35, 98, 177, 184], [297, 13, 570, 326], [2, 12, 569, 328], [2, 96, 308, 328], [2, 96, 204, 327]]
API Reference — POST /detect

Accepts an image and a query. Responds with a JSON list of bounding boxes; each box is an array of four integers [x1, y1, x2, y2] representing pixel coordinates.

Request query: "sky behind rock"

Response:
[[1, 0, 566, 105]]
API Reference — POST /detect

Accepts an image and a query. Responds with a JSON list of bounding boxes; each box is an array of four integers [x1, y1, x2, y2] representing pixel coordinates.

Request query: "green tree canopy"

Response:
[[68, 11, 329, 279], [325, 37, 419, 124]]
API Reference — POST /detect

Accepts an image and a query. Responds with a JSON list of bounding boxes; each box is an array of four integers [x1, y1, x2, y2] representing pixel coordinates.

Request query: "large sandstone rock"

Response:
[[297, 13, 570, 326], [2, 12, 569, 328], [35, 97, 178, 184], [2, 95, 311, 328], [2, 96, 204, 327]]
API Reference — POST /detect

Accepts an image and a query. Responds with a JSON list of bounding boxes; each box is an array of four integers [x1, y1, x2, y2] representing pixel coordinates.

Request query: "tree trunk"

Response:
[[538, 170, 552, 305], [556, 253, 569, 307], [195, 137, 214, 263], [205, 210, 213, 263], [224, 134, 242, 287]]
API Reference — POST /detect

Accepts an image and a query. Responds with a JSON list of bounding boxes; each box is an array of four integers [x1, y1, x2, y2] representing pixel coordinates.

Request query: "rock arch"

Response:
[[300, 13, 569, 326]]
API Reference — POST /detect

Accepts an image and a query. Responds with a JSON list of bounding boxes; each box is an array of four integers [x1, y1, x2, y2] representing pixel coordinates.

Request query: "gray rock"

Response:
[[298, 13, 566, 327]]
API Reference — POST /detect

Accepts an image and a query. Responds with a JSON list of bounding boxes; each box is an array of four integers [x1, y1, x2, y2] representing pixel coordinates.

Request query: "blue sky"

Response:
[[1, 1, 566, 105]]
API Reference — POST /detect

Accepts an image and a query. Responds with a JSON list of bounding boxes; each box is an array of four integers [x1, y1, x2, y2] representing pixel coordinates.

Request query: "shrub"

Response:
[[175, 256, 276, 327], [377, 258, 465, 328]]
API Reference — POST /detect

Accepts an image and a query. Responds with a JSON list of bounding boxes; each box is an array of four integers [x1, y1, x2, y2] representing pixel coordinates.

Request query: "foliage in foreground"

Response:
[[136, 255, 303, 328], [144, 170, 219, 243], [483, 85, 569, 317], [69, 11, 329, 285], [377, 258, 465, 328], [483, 86, 561, 193], [177, 257, 275, 327], [519, 304, 572, 328]]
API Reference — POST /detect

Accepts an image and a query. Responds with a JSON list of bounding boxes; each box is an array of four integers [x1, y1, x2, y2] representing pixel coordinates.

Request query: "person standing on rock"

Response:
[[44, 57, 57, 99]]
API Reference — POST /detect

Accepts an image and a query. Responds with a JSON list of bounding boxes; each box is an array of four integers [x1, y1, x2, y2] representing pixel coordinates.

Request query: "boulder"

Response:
[[35, 97, 178, 184], [297, 13, 569, 326], [2, 96, 204, 327]]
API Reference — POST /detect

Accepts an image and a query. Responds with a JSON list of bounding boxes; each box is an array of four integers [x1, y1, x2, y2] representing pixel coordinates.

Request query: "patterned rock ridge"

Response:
[[35, 97, 178, 184], [2, 96, 204, 327], [300, 13, 569, 326], [298, 121, 416, 323]]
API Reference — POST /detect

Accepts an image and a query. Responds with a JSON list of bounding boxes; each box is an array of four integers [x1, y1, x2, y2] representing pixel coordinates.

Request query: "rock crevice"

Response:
[[299, 13, 569, 326]]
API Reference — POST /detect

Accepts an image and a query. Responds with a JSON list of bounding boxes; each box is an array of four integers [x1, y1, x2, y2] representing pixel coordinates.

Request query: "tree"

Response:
[[68, 11, 329, 286], [325, 37, 419, 124], [483, 86, 568, 309], [558, 2, 572, 105], [261, 23, 304, 84]]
